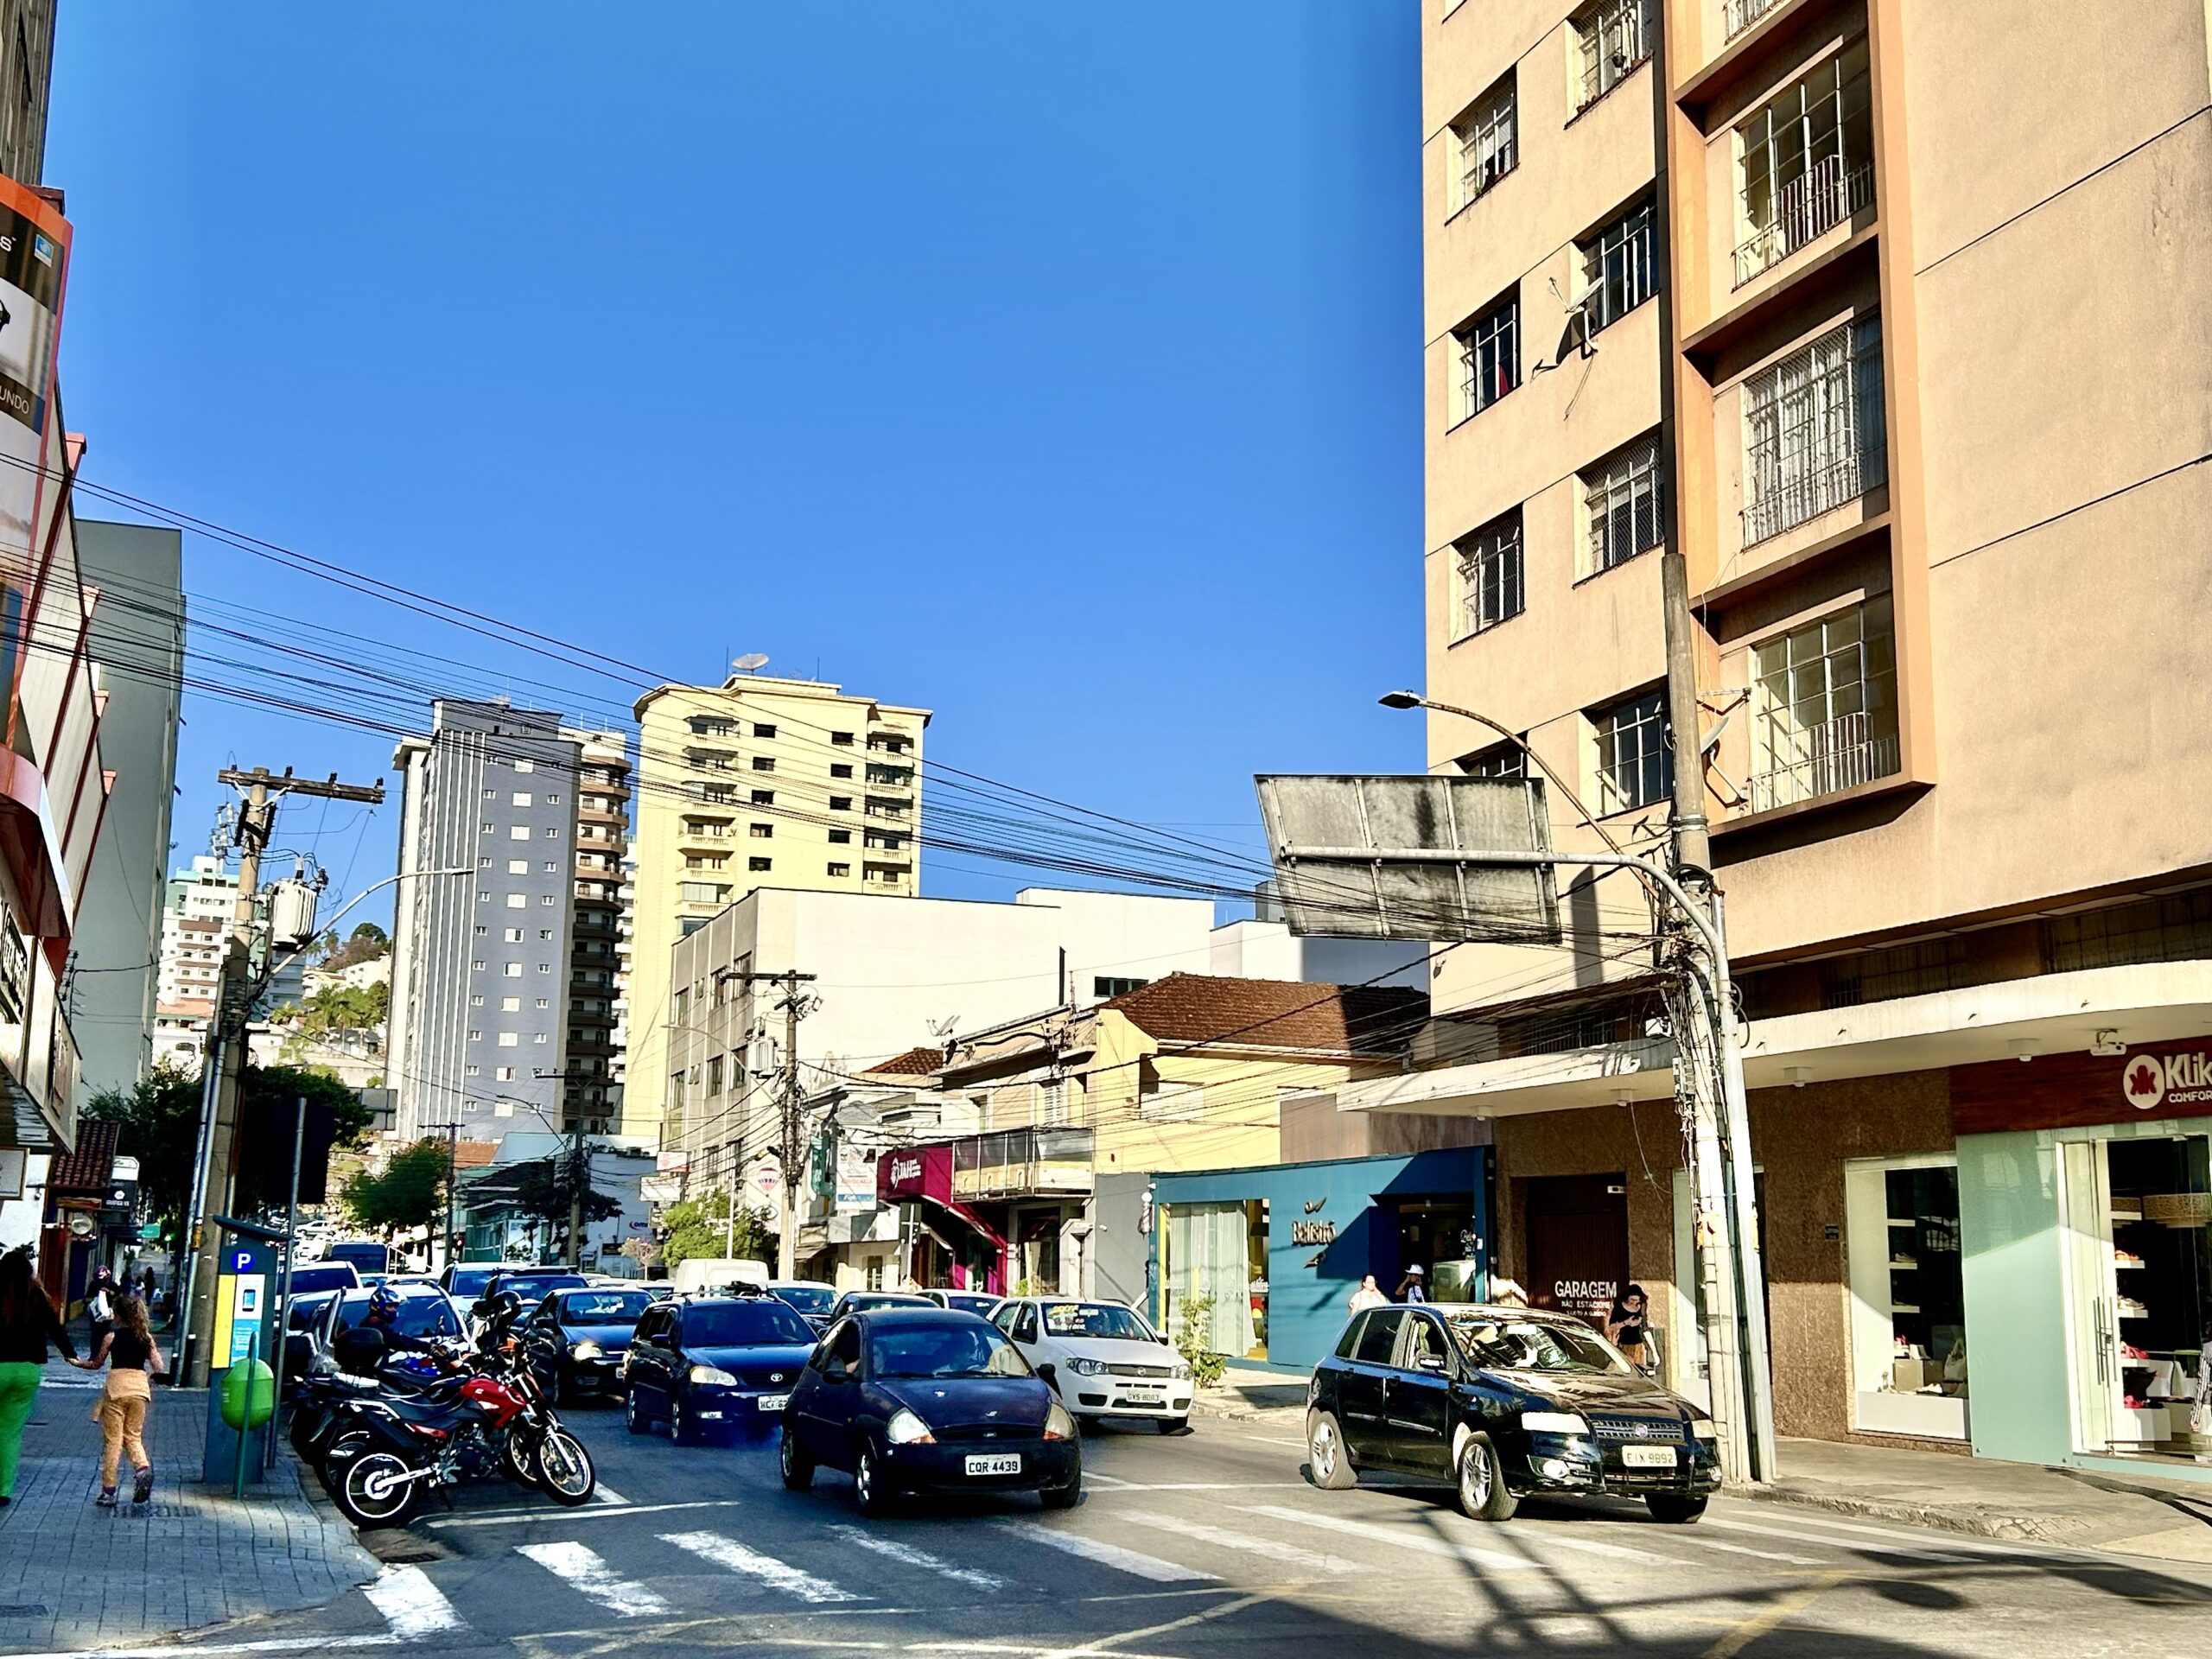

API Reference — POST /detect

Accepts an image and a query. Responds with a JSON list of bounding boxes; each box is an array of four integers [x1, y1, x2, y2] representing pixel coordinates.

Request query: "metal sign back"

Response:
[[1254, 773, 1560, 944]]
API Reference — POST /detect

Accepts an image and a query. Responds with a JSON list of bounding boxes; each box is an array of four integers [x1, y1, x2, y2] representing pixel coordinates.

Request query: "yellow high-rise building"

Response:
[[622, 672, 929, 1141]]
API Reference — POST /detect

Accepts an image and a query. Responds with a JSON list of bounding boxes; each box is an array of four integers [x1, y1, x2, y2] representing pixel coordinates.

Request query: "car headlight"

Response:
[[1044, 1402, 1077, 1442], [688, 1363, 737, 1386], [1689, 1415, 1719, 1440], [1521, 1410, 1588, 1435], [1173, 1361, 1194, 1381], [886, 1408, 936, 1446], [571, 1340, 603, 1361], [1065, 1357, 1109, 1376]]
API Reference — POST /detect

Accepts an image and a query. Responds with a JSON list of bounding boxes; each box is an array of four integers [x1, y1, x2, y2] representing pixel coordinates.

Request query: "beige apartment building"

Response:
[[1376, 1, 2212, 1479], [625, 673, 929, 1141]]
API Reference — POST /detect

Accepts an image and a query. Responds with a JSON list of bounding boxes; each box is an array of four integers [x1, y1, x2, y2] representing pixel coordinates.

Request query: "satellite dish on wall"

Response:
[[731, 653, 770, 672]]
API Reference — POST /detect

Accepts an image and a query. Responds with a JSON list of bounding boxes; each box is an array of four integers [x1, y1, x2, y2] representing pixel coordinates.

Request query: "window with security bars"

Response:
[[1454, 509, 1524, 637], [1573, 0, 1653, 112], [1735, 42, 1874, 285], [1593, 689, 1671, 814], [1743, 315, 1886, 545], [1748, 596, 1898, 812], [1452, 75, 1516, 212], [1459, 740, 1528, 782], [1453, 293, 1519, 422], [1580, 198, 1658, 333], [2045, 890, 2212, 975], [1581, 434, 1664, 573]]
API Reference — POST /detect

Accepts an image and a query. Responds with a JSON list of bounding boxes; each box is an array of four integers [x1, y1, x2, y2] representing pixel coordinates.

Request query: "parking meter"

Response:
[[201, 1221, 284, 1488]]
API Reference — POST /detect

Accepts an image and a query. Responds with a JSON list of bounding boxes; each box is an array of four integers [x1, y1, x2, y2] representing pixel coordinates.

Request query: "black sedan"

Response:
[[780, 1308, 1079, 1515], [623, 1294, 819, 1443], [1306, 1302, 1721, 1524], [827, 1290, 932, 1322], [522, 1286, 655, 1403]]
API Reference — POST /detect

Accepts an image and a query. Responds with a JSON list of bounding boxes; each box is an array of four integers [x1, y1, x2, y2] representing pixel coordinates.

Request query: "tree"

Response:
[[84, 1065, 203, 1262], [660, 1189, 770, 1268], [318, 923, 393, 973], [236, 1065, 376, 1218], [292, 982, 389, 1038], [340, 1138, 449, 1239]]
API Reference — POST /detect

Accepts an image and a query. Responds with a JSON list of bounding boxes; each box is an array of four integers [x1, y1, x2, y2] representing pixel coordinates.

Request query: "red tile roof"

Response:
[[861, 1045, 947, 1077], [1103, 974, 1427, 1055], [48, 1118, 119, 1194]]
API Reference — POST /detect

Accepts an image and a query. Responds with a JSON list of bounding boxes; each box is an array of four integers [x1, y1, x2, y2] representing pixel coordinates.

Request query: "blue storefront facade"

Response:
[[1148, 1146, 1491, 1376]]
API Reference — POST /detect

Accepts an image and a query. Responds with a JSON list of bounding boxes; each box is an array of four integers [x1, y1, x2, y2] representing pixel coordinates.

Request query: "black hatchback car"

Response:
[[1306, 1302, 1720, 1524], [780, 1308, 1080, 1515], [623, 1294, 819, 1442], [522, 1285, 657, 1404]]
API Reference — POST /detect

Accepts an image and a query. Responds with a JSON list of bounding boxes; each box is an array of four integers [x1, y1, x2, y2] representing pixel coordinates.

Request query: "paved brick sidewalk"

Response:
[[0, 1364, 377, 1655]]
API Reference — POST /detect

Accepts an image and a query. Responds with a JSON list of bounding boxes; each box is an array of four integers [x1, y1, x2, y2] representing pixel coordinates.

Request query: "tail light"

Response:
[[406, 1422, 450, 1440]]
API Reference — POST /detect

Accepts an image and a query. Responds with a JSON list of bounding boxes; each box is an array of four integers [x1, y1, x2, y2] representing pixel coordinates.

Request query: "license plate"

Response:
[[757, 1394, 788, 1413], [1621, 1445, 1675, 1469], [965, 1453, 1021, 1476], [1122, 1388, 1165, 1402]]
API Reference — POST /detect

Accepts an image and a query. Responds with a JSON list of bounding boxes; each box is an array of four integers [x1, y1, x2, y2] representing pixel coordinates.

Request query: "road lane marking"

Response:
[[423, 1497, 743, 1529], [827, 1525, 1007, 1592], [1508, 1526, 1685, 1566], [1702, 1515, 1990, 1563], [1001, 1521, 1221, 1582], [592, 1481, 632, 1506], [2, 1640, 404, 1657], [1669, 1534, 1827, 1567], [663, 1529, 865, 1603], [361, 1563, 463, 1637], [1241, 1504, 1536, 1573], [1122, 1510, 1357, 1574], [517, 1540, 673, 1618], [1702, 1567, 1852, 1658]]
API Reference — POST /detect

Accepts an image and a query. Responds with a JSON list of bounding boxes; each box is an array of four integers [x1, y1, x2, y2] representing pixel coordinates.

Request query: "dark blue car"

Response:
[[622, 1295, 818, 1443], [780, 1307, 1080, 1515]]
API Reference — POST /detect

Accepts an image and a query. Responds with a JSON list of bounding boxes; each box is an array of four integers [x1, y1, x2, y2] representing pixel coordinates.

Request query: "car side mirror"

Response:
[[1415, 1354, 1447, 1374]]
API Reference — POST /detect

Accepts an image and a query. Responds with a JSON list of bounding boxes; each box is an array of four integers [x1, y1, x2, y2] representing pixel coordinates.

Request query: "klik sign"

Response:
[[1952, 1036, 2212, 1135], [2120, 1049, 2212, 1113]]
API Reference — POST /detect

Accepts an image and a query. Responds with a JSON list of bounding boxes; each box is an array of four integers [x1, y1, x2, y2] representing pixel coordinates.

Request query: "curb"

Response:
[[282, 1439, 386, 1586], [1736, 1481, 2092, 1544]]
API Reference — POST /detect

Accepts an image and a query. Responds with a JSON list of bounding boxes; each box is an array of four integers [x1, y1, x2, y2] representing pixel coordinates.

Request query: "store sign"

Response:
[[877, 1144, 952, 1205], [1290, 1219, 1337, 1247], [1955, 1035, 2212, 1135], [2120, 1050, 2212, 1113]]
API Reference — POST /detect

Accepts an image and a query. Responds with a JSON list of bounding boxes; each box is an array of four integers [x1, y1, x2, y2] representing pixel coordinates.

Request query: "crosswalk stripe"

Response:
[[1668, 1534, 1827, 1567], [1701, 1516, 1976, 1563], [1242, 1504, 1536, 1573], [1507, 1526, 1685, 1566], [661, 1529, 864, 1603], [517, 1541, 673, 1618], [592, 1482, 632, 1507], [360, 1564, 463, 1637], [1000, 1520, 1221, 1582], [1122, 1510, 1357, 1574], [826, 1525, 1006, 1592]]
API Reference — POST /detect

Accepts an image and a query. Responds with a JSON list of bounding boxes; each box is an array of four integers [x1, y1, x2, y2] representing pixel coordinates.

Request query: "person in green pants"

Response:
[[0, 1247, 80, 1505]]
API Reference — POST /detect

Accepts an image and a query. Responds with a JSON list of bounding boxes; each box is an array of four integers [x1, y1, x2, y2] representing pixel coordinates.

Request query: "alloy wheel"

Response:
[[1310, 1421, 1338, 1483], [1461, 1442, 1490, 1510]]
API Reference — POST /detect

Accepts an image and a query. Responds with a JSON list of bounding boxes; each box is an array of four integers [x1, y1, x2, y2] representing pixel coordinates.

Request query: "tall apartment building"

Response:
[[625, 673, 929, 1141], [0, 0, 54, 186], [563, 728, 630, 1135], [1382, 3, 2212, 1478], [387, 702, 582, 1143]]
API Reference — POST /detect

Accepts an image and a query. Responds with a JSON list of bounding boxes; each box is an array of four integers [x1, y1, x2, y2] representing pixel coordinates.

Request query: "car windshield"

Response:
[[770, 1286, 836, 1315], [872, 1322, 1032, 1380], [842, 1294, 928, 1313], [447, 1268, 499, 1299], [943, 1294, 999, 1315], [1040, 1301, 1154, 1342], [491, 1274, 585, 1300], [288, 1266, 359, 1295], [685, 1301, 816, 1347], [332, 1292, 458, 1339], [1445, 1313, 1631, 1376], [559, 1290, 652, 1324]]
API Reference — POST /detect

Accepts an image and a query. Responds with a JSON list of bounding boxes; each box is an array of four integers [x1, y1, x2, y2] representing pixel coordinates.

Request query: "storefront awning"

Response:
[[1337, 961, 2212, 1118]]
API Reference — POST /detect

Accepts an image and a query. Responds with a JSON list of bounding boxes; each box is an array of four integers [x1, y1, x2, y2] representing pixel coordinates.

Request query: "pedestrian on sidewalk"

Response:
[[79, 1294, 161, 1507], [0, 1246, 79, 1509], [1606, 1284, 1651, 1370], [85, 1267, 117, 1357], [1346, 1274, 1387, 1314], [1396, 1264, 1429, 1304]]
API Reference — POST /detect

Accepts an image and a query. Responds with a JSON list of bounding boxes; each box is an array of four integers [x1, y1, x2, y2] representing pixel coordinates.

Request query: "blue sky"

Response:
[[48, 3, 1421, 925]]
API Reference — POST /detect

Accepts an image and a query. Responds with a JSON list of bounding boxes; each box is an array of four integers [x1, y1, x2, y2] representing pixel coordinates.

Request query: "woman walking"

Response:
[[82, 1294, 161, 1507], [0, 1247, 79, 1508]]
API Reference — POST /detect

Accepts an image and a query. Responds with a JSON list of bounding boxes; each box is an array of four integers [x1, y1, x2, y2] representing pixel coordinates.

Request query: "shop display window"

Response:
[[1845, 1154, 1968, 1439], [1161, 1199, 1268, 1361], [2104, 1136, 2209, 1455]]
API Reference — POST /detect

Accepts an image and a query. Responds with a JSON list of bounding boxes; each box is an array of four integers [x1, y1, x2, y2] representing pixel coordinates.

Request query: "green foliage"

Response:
[[85, 1065, 203, 1249], [289, 982, 389, 1036], [512, 1154, 621, 1227], [340, 1138, 448, 1237], [660, 1189, 770, 1269], [318, 925, 393, 972], [1173, 1294, 1230, 1389]]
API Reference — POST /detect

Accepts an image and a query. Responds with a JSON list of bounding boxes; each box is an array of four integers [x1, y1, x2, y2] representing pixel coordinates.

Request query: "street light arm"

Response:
[[1379, 691, 1628, 857], [258, 867, 473, 992]]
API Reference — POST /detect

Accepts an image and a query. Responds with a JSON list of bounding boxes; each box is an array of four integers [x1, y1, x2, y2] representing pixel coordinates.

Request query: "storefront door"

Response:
[[1522, 1174, 1628, 1330], [2057, 1140, 2118, 1453]]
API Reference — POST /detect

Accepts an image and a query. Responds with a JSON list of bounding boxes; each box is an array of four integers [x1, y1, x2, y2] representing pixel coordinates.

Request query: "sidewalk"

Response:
[[1190, 1372, 2212, 1560], [0, 1363, 378, 1655]]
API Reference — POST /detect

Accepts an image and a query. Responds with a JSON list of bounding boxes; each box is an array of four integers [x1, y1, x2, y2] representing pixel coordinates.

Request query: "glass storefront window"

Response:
[[1846, 1154, 1967, 1439], [1162, 1199, 1268, 1361]]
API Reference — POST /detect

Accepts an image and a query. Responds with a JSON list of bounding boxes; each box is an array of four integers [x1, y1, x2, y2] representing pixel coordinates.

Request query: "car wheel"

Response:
[[1159, 1415, 1189, 1436], [1306, 1411, 1357, 1491], [1646, 1494, 1707, 1525], [854, 1445, 893, 1516], [779, 1425, 814, 1491], [1454, 1433, 1517, 1522], [625, 1391, 647, 1435]]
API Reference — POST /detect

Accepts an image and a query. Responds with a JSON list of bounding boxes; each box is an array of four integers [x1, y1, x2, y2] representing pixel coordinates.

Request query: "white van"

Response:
[[668, 1257, 771, 1297]]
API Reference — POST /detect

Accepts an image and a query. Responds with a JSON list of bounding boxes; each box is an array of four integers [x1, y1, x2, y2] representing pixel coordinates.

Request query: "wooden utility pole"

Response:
[[181, 767, 384, 1386]]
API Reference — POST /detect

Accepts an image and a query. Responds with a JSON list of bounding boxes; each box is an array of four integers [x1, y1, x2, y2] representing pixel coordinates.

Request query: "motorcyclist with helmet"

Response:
[[331, 1286, 445, 1378]]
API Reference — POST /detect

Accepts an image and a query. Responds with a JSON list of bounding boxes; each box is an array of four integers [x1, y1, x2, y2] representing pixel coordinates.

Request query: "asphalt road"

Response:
[[106, 1406, 2212, 1659]]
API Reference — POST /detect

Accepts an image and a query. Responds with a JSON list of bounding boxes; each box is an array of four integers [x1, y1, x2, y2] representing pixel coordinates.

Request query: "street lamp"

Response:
[[1377, 690, 1625, 855]]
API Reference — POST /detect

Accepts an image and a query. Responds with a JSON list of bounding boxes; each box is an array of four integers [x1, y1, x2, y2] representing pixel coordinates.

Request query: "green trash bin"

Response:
[[220, 1357, 276, 1432]]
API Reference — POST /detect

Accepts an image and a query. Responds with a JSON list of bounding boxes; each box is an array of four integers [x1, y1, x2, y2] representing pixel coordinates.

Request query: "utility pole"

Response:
[[442, 1121, 460, 1269], [181, 766, 385, 1386], [727, 970, 816, 1278]]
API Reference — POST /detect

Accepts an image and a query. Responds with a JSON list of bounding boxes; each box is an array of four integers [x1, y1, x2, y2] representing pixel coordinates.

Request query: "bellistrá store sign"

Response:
[[2120, 1050, 2212, 1113]]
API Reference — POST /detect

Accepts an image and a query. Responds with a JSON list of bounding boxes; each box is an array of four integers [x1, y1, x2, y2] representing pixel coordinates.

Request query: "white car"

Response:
[[993, 1296, 1194, 1431]]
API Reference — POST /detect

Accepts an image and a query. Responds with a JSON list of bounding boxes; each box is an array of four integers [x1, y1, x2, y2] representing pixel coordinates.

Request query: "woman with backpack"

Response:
[[80, 1294, 162, 1507], [0, 1247, 79, 1508]]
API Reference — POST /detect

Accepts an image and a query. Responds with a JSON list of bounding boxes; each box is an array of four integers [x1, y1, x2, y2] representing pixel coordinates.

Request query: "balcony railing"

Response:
[[1743, 442, 1884, 544], [1733, 157, 1874, 286], [1747, 711, 1899, 812], [950, 1128, 1093, 1200], [1722, 0, 1783, 38]]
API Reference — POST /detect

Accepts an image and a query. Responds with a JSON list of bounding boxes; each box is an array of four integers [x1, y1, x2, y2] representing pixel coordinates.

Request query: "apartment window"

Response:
[[1748, 596, 1898, 812], [497, 1032, 518, 1048], [544, 827, 560, 839], [1452, 292, 1519, 423], [504, 962, 523, 977], [466, 1065, 480, 1077], [500, 995, 521, 1012], [496, 1066, 517, 1083], [541, 893, 556, 906], [533, 1033, 548, 1045], [828, 862, 851, 877], [1095, 976, 1147, 998], [468, 1029, 483, 1043], [831, 730, 854, 746], [513, 760, 534, 773], [1742, 315, 1886, 544], [749, 856, 772, 872], [537, 997, 550, 1008], [544, 861, 558, 873], [470, 993, 486, 1007], [749, 823, 772, 838], [505, 893, 526, 909], [1581, 433, 1665, 574], [1580, 198, 1658, 333], [680, 881, 721, 903], [753, 723, 776, 739], [1593, 689, 1672, 814], [480, 821, 493, 834], [1453, 508, 1524, 639], [829, 796, 852, 812], [509, 825, 531, 841], [537, 963, 553, 974], [538, 928, 553, 939], [473, 959, 486, 972], [475, 925, 488, 937], [830, 763, 854, 780], [512, 791, 531, 806], [504, 926, 524, 942], [506, 859, 529, 874], [1459, 740, 1529, 782], [828, 829, 852, 844], [481, 787, 497, 800], [1573, 0, 1653, 113], [477, 888, 492, 903], [1735, 42, 1874, 286], [700, 784, 734, 804], [687, 716, 734, 736], [751, 757, 774, 772], [544, 794, 560, 804], [707, 1054, 724, 1096], [1451, 74, 1516, 212]]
